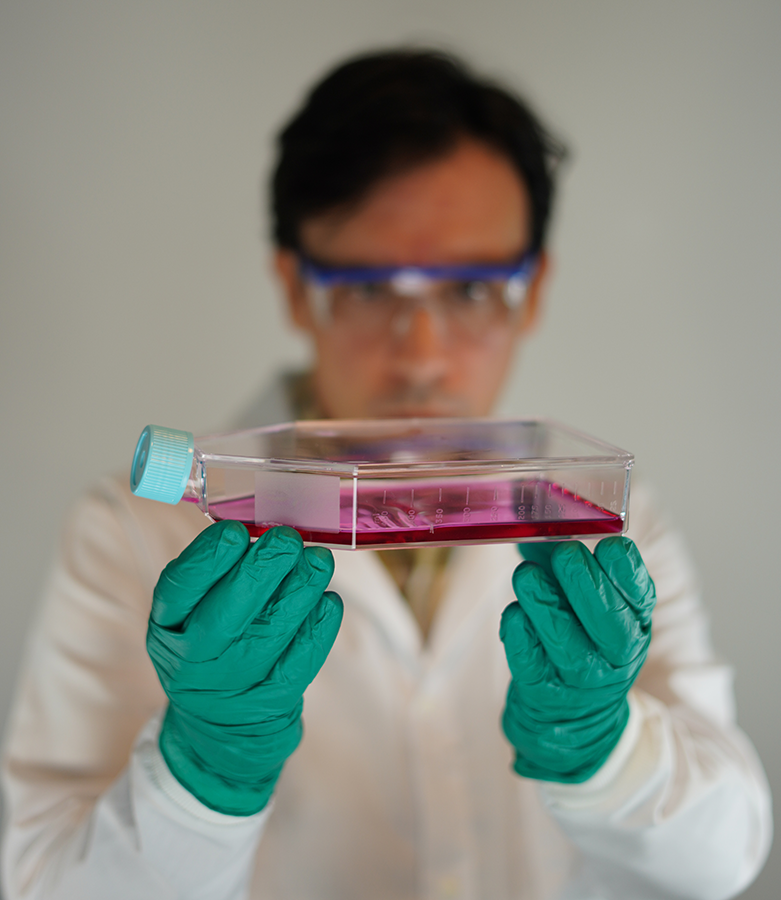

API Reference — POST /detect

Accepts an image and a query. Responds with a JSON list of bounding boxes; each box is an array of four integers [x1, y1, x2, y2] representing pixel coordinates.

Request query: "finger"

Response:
[[239, 546, 336, 676], [255, 546, 335, 632], [499, 601, 552, 686], [516, 542, 561, 580], [171, 591, 344, 726], [185, 526, 304, 658], [152, 521, 249, 628], [256, 591, 345, 709], [158, 546, 336, 687], [511, 561, 595, 673], [594, 537, 656, 627], [551, 541, 645, 667]]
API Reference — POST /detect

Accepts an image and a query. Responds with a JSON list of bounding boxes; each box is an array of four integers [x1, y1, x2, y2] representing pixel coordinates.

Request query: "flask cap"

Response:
[[130, 425, 194, 504]]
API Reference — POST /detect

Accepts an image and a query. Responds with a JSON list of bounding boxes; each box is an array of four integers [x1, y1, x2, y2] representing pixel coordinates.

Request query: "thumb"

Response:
[[152, 521, 249, 629]]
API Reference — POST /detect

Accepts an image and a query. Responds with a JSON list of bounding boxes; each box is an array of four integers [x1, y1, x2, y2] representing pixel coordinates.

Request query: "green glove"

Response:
[[500, 537, 656, 783], [146, 521, 343, 816]]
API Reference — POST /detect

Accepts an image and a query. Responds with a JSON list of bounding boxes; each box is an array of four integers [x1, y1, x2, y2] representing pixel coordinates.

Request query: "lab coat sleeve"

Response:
[[1, 478, 269, 900], [538, 483, 773, 900]]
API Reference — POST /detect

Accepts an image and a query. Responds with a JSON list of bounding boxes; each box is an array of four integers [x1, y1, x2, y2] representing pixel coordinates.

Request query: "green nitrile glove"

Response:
[[514, 541, 558, 579], [500, 537, 656, 783], [146, 521, 343, 816]]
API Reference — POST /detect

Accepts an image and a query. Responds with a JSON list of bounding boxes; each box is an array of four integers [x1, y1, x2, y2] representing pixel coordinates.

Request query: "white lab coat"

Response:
[[1, 385, 773, 900]]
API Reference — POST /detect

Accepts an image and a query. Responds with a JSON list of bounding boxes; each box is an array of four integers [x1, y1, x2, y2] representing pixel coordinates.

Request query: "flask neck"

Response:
[[181, 456, 206, 510]]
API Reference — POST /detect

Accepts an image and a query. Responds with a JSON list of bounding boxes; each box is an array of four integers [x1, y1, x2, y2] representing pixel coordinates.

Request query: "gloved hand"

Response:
[[500, 537, 656, 783], [146, 521, 343, 815]]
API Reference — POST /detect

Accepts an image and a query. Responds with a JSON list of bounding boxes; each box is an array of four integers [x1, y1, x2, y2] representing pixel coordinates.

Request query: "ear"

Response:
[[273, 249, 316, 333], [514, 251, 550, 338]]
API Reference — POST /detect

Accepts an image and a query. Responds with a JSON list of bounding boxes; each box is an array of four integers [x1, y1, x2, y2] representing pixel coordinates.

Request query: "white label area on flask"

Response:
[[254, 470, 341, 533]]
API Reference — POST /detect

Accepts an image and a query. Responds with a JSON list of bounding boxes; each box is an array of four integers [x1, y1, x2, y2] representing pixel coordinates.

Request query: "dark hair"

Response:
[[271, 48, 567, 254]]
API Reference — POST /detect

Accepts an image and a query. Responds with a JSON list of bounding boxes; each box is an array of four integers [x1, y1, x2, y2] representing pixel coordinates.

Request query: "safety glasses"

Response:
[[299, 252, 538, 340]]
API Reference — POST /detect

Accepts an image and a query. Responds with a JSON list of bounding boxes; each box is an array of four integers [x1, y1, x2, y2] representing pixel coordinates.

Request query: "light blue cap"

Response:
[[130, 425, 194, 504]]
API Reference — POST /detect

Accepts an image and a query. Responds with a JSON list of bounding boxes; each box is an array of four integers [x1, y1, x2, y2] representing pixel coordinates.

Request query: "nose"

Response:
[[389, 300, 451, 383]]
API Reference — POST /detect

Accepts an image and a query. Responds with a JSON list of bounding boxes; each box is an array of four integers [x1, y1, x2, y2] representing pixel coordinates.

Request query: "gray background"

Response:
[[1, 1, 779, 896]]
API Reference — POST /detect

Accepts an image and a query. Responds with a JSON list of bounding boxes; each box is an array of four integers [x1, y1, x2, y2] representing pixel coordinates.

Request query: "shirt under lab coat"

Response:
[[0, 382, 773, 900]]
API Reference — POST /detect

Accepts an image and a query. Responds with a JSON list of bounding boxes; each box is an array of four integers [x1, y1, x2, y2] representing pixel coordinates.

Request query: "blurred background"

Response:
[[1, 1, 779, 896]]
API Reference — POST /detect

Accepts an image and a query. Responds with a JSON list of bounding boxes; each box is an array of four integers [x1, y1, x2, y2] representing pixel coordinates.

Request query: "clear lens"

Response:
[[309, 275, 528, 339]]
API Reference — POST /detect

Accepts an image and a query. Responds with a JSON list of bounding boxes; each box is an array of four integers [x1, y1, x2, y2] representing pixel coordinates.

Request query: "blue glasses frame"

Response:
[[298, 251, 538, 289]]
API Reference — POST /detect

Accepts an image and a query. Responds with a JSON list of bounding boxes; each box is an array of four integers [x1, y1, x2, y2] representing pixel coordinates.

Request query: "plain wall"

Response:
[[1, 1, 779, 896]]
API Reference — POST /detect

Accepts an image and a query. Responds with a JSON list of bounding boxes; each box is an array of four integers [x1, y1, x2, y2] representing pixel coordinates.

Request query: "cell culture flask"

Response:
[[130, 418, 633, 550]]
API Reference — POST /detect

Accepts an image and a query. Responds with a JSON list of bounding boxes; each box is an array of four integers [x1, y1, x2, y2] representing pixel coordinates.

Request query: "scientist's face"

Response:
[[275, 137, 548, 419]]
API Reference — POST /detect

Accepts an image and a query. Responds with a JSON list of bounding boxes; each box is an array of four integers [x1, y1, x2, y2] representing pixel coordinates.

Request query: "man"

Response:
[[1, 50, 772, 899]]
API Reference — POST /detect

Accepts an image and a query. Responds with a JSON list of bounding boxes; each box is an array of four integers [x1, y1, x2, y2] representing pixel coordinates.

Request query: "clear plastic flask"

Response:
[[130, 418, 633, 550]]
